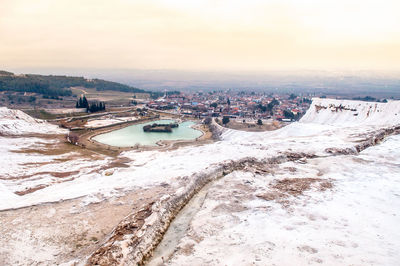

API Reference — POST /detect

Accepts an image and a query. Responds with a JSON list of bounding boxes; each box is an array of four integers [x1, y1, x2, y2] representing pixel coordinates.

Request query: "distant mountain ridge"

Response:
[[0, 70, 147, 97], [0, 70, 14, 76]]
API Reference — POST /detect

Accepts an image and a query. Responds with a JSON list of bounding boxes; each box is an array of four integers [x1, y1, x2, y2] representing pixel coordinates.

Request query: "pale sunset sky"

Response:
[[1, 0, 400, 72]]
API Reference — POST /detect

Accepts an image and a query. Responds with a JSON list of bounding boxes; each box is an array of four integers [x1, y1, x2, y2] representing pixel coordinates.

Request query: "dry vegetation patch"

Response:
[[15, 184, 50, 196], [257, 177, 334, 207]]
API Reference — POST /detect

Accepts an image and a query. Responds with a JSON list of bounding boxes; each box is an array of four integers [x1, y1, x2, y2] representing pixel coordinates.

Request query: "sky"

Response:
[[1, 0, 400, 72]]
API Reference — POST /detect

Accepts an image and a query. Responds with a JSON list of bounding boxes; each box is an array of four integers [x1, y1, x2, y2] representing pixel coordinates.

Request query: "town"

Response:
[[145, 90, 313, 123]]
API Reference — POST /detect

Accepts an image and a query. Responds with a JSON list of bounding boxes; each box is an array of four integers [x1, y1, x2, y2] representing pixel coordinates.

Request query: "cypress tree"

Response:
[[82, 96, 88, 108]]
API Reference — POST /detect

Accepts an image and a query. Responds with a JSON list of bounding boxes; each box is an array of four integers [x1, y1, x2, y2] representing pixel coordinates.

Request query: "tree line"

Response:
[[76, 96, 106, 113], [257, 98, 280, 114], [352, 96, 388, 103], [0, 70, 147, 98], [0, 75, 72, 97]]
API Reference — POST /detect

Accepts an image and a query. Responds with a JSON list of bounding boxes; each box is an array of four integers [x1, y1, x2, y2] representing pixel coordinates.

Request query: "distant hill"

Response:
[[0, 70, 147, 98], [0, 70, 14, 76]]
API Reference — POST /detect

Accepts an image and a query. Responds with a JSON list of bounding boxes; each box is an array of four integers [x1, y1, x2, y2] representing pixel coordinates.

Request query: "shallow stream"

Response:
[[146, 182, 213, 266]]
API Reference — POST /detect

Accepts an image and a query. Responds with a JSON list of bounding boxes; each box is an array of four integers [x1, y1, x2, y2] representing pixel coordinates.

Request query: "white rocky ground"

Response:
[[0, 107, 66, 135], [2, 99, 399, 211], [0, 99, 399, 265], [85, 117, 137, 128], [165, 135, 400, 265]]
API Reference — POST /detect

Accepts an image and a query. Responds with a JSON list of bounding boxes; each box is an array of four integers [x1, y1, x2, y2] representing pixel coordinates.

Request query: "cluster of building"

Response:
[[145, 91, 312, 122]]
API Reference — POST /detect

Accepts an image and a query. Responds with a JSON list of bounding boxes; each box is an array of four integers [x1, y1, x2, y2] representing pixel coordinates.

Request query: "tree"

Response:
[[289, 93, 297, 100], [87, 101, 106, 113], [270, 98, 280, 106], [204, 117, 212, 125], [266, 98, 279, 113], [66, 133, 79, 145], [227, 98, 231, 105], [210, 102, 218, 108], [82, 96, 88, 108], [222, 116, 230, 125], [257, 119, 263, 125], [257, 104, 267, 112], [76, 96, 89, 109], [283, 110, 295, 120], [352, 96, 377, 102]]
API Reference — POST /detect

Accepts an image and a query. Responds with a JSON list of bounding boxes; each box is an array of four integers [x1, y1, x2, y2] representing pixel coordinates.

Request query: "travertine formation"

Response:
[[1, 99, 400, 265]]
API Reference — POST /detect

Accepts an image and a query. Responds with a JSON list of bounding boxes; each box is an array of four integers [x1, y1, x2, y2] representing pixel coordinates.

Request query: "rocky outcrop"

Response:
[[143, 123, 179, 133], [325, 125, 400, 155]]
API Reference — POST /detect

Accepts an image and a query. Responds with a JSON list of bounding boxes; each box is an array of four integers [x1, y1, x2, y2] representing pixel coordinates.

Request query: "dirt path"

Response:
[[0, 186, 171, 265]]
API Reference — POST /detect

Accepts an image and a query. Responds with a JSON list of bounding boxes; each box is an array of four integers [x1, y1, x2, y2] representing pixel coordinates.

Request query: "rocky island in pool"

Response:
[[143, 122, 179, 133]]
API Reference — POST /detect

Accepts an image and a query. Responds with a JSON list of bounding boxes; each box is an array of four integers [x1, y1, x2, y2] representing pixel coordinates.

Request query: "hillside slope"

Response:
[[0, 70, 146, 97], [0, 107, 66, 135], [300, 98, 400, 126]]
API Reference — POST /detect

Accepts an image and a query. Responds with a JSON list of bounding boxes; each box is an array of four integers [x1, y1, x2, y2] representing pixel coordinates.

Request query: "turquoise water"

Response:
[[92, 120, 202, 147]]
